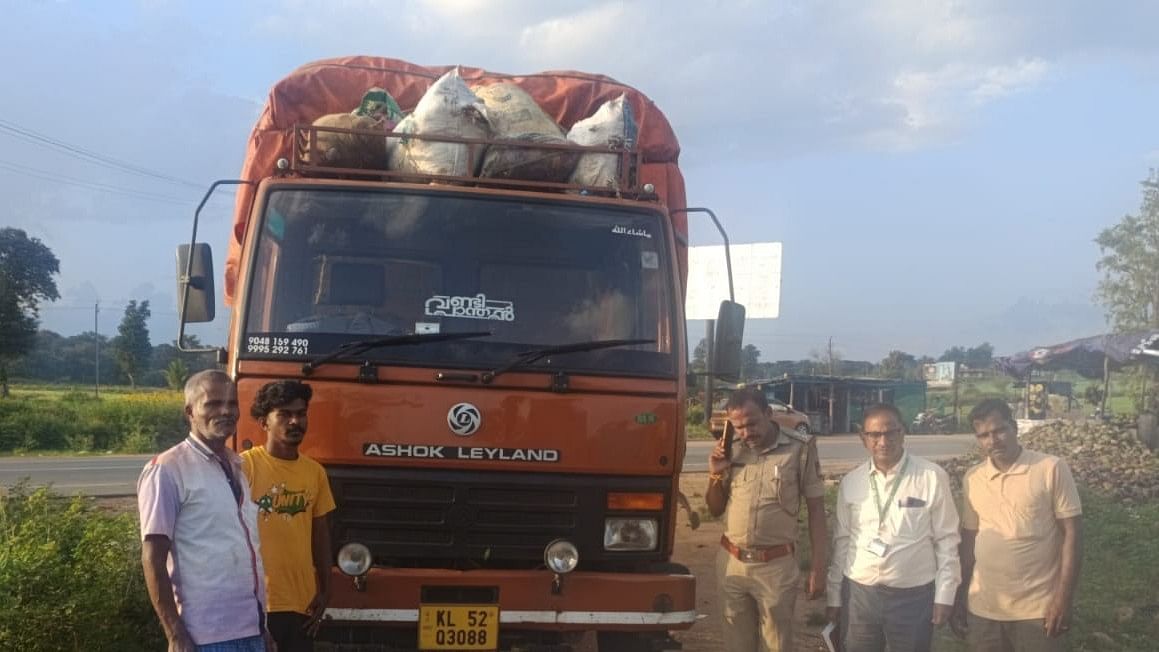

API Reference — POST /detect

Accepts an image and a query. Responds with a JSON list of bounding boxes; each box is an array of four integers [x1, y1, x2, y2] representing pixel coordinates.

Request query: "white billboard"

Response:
[[685, 242, 782, 320], [923, 362, 957, 389]]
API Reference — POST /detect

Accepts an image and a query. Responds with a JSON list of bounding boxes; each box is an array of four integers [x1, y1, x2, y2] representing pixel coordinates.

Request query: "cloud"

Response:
[[517, 3, 639, 61], [250, 1, 1146, 155], [862, 57, 1051, 149], [971, 58, 1051, 102]]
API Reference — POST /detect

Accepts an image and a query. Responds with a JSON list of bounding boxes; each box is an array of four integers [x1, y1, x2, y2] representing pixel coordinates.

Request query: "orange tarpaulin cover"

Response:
[[225, 56, 687, 305]]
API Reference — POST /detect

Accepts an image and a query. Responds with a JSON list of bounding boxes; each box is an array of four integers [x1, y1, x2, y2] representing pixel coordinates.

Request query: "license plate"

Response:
[[418, 604, 499, 650]]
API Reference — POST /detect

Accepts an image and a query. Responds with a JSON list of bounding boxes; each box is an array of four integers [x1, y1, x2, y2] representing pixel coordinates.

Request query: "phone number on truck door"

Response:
[[246, 336, 309, 356]]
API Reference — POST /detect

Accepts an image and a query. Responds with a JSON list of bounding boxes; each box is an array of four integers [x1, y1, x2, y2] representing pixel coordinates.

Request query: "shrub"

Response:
[[120, 425, 158, 454], [686, 404, 704, 424], [0, 403, 69, 450], [0, 390, 185, 453], [0, 485, 164, 650]]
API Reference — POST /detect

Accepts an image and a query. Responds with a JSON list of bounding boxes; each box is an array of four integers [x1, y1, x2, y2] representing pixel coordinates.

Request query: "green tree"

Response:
[[1096, 172, 1159, 419], [1084, 384, 1105, 408], [13, 330, 121, 385], [0, 229, 60, 397], [163, 359, 189, 390], [691, 338, 707, 373], [1096, 172, 1159, 332], [938, 346, 967, 364], [113, 300, 152, 389], [741, 344, 762, 380], [810, 342, 842, 376], [879, 350, 917, 379], [964, 342, 994, 370]]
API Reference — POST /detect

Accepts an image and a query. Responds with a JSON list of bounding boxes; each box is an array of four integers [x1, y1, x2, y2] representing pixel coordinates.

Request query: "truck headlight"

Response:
[[544, 539, 579, 574], [337, 542, 372, 576], [604, 518, 658, 551]]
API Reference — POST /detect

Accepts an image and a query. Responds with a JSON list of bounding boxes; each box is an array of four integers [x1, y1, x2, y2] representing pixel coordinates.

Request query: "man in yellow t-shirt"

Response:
[[242, 380, 336, 652]]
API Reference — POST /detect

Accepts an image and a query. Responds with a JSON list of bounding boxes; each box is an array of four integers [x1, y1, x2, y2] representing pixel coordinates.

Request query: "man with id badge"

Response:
[[706, 387, 828, 651], [826, 404, 960, 652]]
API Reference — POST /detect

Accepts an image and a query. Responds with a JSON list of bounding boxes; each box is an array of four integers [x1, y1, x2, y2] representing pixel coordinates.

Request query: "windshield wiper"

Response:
[[480, 338, 654, 384], [302, 331, 492, 375]]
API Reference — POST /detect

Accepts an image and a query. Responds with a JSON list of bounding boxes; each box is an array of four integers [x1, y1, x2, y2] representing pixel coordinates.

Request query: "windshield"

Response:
[[241, 187, 676, 377]]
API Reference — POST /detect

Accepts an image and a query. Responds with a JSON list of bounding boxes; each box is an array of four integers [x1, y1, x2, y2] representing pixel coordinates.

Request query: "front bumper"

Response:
[[323, 566, 696, 632]]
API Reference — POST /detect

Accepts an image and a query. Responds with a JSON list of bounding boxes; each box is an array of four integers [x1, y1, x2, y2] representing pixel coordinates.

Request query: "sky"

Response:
[[3, 0, 1158, 362]]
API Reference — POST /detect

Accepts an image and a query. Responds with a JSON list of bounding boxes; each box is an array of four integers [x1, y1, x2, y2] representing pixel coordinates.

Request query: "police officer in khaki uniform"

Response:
[[707, 387, 828, 652]]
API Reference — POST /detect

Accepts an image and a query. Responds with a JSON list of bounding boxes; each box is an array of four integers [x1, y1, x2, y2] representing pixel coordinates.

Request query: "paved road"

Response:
[[0, 454, 151, 497], [0, 434, 976, 496], [681, 433, 976, 473]]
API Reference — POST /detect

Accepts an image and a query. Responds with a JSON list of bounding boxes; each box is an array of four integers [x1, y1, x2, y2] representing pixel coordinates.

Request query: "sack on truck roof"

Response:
[[307, 87, 402, 170], [473, 82, 578, 183], [566, 94, 637, 191], [388, 69, 491, 178]]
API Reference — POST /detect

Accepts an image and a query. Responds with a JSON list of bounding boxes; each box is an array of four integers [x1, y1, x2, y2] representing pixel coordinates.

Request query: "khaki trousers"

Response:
[[967, 613, 1065, 652], [716, 548, 800, 652]]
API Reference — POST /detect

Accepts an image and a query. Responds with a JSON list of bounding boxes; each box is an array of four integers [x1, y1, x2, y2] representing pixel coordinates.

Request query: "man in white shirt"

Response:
[[826, 404, 961, 652], [138, 370, 272, 652]]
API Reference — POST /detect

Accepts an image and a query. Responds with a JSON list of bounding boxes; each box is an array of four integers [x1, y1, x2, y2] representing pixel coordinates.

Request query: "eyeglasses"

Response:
[[862, 428, 903, 440]]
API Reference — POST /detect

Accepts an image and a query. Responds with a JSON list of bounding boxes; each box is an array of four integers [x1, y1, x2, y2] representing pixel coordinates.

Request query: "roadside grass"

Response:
[[0, 385, 184, 455], [686, 421, 714, 441], [1065, 488, 1159, 648]]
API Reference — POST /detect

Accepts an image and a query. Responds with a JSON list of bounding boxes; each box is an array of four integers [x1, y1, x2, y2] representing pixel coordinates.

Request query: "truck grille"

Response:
[[325, 467, 668, 567]]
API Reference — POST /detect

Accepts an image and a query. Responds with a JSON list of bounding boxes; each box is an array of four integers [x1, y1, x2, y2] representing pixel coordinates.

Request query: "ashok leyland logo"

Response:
[[448, 403, 481, 436]]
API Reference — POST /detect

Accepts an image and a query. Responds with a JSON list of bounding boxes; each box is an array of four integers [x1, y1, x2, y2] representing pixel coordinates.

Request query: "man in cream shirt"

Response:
[[827, 404, 961, 652], [952, 398, 1082, 650]]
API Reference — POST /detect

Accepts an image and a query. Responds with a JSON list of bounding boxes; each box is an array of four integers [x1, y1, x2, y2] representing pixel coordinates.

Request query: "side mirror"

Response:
[[712, 300, 745, 381], [176, 243, 216, 323]]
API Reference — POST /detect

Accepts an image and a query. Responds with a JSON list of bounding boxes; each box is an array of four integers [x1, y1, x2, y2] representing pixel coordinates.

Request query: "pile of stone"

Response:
[[937, 418, 1159, 503], [937, 454, 981, 495], [1021, 418, 1159, 503]]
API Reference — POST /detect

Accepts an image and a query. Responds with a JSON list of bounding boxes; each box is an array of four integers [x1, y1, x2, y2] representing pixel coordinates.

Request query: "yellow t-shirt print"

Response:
[[256, 482, 312, 520]]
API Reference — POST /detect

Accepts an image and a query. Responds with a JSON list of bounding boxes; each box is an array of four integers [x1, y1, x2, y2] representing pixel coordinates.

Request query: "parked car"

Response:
[[710, 396, 812, 438]]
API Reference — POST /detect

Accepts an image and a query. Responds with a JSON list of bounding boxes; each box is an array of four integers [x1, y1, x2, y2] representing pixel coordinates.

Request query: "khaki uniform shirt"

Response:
[[961, 448, 1082, 621], [723, 431, 825, 548]]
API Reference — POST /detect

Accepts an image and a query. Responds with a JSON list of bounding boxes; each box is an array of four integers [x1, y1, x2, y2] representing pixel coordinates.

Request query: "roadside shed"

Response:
[[747, 375, 927, 434]]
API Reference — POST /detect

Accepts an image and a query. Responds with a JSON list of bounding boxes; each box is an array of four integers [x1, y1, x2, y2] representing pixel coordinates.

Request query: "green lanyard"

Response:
[[869, 456, 909, 529]]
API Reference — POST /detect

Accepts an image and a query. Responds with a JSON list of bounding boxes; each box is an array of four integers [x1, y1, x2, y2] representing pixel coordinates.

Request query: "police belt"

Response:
[[720, 535, 794, 563]]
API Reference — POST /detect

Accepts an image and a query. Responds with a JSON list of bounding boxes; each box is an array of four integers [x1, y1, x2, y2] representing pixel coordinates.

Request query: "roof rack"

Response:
[[290, 123, 656, 200]]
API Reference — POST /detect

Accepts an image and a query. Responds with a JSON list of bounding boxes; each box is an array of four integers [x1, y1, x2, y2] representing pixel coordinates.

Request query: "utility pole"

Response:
[[828, 337, 834, 376], [952, 361, 961, 428], [94, 302, 100, 399], [828, 336, 835, 435], [704, 320, 715, 425]]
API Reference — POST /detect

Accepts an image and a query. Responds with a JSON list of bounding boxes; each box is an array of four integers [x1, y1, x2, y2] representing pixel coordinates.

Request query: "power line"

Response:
[[0, 117, 203, 189], [0, 159, 194, 205]]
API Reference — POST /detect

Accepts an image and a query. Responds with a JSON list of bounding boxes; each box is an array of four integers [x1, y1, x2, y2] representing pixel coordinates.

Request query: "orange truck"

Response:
[[177, 56, 744, 652]]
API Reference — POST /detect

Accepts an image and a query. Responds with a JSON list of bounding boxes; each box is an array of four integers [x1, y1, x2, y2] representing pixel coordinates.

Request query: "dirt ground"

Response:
[[671, 473, 832, 652]]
